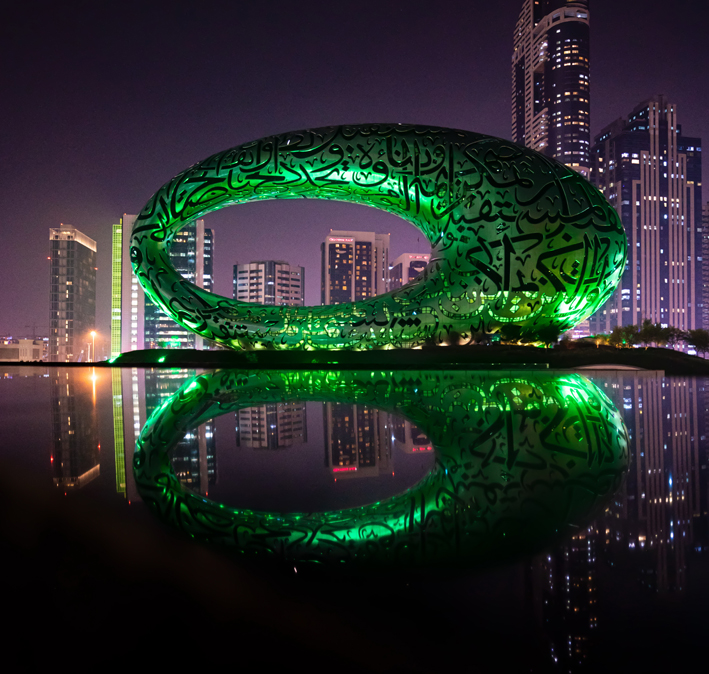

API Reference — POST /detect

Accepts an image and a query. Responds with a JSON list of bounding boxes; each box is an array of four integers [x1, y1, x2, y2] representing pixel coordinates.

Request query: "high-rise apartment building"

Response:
[[588, 97, 703, 334], [49, 224, 96, 362], [111, 215, 213, 354], [321, 230, 390, 305], [233, 261, 304, 305], [389, 253, 430, 291], [512, 0, 591, 177]]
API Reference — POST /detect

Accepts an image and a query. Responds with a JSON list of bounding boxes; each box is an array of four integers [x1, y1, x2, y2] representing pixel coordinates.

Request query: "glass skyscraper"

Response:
[[512, 0, 591, 178], [588, 96, 703, 334]]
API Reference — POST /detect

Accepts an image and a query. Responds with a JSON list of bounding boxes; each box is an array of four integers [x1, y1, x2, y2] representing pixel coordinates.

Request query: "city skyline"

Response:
[[1, 1, 706, 339]]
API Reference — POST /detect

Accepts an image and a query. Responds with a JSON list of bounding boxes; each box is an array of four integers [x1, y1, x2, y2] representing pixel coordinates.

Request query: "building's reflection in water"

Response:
[[324, 404, 389, 478], [530, 525, 598, 670], [530, 371, 709, 671], [111, 368, 218, 500], [392, 417, 433, 454], [236, 402, 306, 449], [51, 369, 99, 489], [40, 367, 709, 670], [323, 404, 431, 479]]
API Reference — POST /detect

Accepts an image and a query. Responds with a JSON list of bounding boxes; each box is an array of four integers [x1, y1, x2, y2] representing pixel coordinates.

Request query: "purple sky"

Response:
[[1, 0, 707, 344]]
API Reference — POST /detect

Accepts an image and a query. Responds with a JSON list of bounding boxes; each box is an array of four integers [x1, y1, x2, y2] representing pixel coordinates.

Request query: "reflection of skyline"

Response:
[[531, 371, 709, 672], [113, 368, 218, 500], [391, 417, 432, 454], [323, 403, 391, 479], [530, 526, 597, 671], [50, 369, 99, 489], [596, 372, 708, 593], [144, 369, 217, 494]]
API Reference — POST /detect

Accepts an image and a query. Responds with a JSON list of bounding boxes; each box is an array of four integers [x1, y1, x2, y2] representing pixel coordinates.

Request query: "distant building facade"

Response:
[[588, 97, 703, 334], [321, 230, 390, 305], [0, 339, 44, 361], [233, 261, 304, 306], [512, 0, 591, 177], [389, 253, 430, 290], [49, 224, 96, 362]]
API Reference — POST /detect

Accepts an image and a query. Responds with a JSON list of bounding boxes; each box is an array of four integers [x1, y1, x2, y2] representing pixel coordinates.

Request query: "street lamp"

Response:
[[91, 330, 96, 362]]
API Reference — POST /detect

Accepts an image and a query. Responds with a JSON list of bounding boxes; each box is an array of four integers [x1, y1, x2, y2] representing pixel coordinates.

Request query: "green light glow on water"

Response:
[[134, 369, 629, 567]]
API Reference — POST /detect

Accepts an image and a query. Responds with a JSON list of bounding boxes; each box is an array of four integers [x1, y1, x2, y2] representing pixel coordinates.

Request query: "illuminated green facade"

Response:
[[131, 125, 627, 350], [110, 223, 122, 358], [134, 369, 629, 567]]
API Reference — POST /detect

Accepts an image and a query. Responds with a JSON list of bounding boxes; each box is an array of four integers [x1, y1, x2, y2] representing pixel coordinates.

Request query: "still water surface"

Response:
[[1, 365, 707, 672]]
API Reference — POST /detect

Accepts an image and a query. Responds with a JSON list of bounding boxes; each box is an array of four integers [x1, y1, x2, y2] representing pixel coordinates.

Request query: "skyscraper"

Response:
[[111, 215, 213, 353], [320, 230, 390, 305], [389, 253, 430, 291], [233, 261, 304, 305], [144, 220, 213, 349], [588, 97, 703, 334], [512, 0, 590, 177], [49, 224, 96, 362]]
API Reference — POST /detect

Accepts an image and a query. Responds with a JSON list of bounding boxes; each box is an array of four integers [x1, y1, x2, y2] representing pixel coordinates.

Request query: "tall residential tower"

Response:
[[512, 0, 590, 177], [321, 230, 390, 305], [49, 224, 96, 362]]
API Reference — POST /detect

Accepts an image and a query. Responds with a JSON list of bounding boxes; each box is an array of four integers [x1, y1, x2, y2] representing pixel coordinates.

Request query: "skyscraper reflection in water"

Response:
[[50, 369, 99, 489], [144, 369, 217, 494], [112, 368, 217, 500], [391, 417, 432, 454], [235, 402, 307, 449], [597, 372, 709, 592], [530, 371, 709, 671], [324, 403, 392, 479], [530, 525, 598, 671]]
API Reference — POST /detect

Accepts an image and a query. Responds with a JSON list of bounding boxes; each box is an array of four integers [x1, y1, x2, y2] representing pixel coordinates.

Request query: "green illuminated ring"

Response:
[[131, 125, 627, 350], [134, 369, 629, 567]]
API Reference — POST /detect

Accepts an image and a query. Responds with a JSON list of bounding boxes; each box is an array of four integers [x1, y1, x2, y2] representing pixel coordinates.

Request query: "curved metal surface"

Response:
[[131, 125, 626, 350]]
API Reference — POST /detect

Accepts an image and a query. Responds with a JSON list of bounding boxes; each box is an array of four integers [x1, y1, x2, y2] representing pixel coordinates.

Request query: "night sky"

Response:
[[1, 0, 706, 344]]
